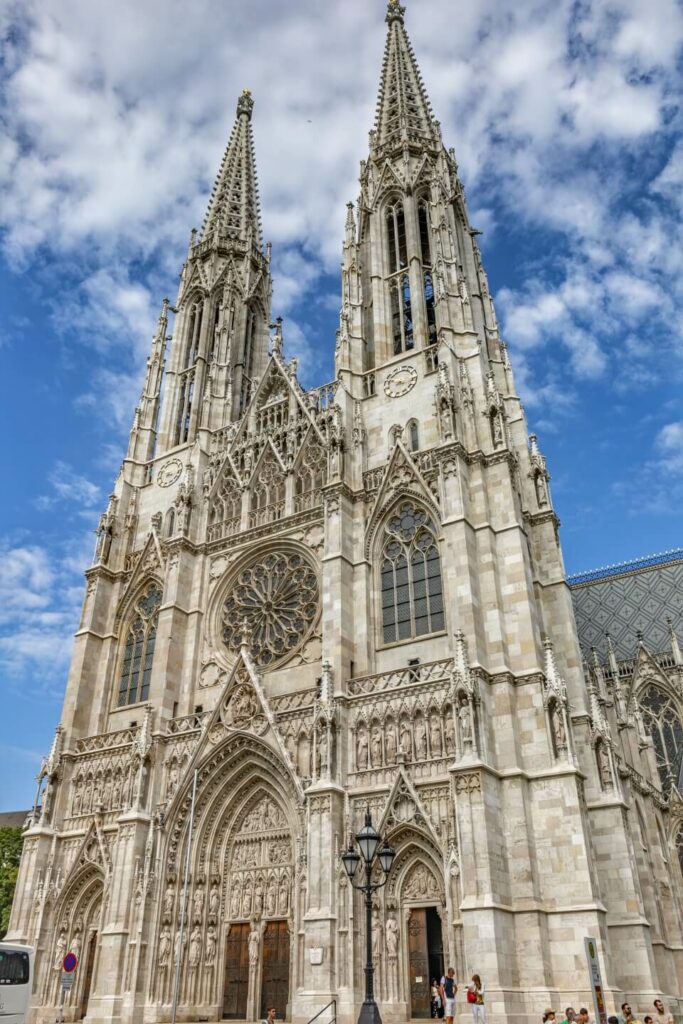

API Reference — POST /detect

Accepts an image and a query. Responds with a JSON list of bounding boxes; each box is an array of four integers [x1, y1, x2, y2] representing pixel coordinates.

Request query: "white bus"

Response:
[[0, 944, 34, 1024]]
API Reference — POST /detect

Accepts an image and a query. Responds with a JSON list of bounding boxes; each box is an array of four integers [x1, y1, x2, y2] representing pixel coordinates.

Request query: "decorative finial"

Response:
[[237, 89, 254, 120], [386, 0, 406, 24]]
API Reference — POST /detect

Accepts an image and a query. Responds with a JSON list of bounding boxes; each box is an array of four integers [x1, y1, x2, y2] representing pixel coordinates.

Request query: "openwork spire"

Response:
[[373, 1, 439, 151], [202, 90, 263, 247]]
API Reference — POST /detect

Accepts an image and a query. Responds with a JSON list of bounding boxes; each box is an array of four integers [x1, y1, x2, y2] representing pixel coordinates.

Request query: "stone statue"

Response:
[[371, 727, 383, 767], [248, 927, 260, 966], [278, 876, 289, 914], [174, 927, 186, 966], [552, 707, 567, 755], [400, 720, 412, 759], [205, 925, 217, 966], [193, 885, 205, 922], [112, 773, 122, 808], [70, 931, 82, 962], [385, 725, 397, 764], [444, 714, 455, 755], [157, 926, 171, 969], [492, 411, 503, 447], [430, 716, 442, 757], [372, 907, 383, 960], [242, 880, 252, 918], [254, 877, 264, 914], [72, 782, 82, 817], [459, 699, 473, 748], [53, 930, 67, 971], [356, 728, 369, 770], [163, 882, 175, 920], [385, 915, 399, 959], [188, 927, 202, 969], [318, 728, 329, 775], [167, 763, 179, 798], [535, 472, 549, 508], [415, 718, 427, 759], [266, 877, 277, 917], [230, 886, 241, 919], [597, 743, 613, 790], [209, 883, 220, 917]]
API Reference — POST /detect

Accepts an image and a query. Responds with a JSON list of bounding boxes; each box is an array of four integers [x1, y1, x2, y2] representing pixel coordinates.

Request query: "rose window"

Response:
[[221, 551, 319, 667]]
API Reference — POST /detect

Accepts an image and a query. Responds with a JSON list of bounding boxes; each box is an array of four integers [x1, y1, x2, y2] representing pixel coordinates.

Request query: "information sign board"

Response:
[[584, 937, 608, 1024]]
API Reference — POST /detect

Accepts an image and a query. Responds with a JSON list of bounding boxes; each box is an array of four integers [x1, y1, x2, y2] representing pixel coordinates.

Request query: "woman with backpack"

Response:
[[467, 974, 486, 1024]]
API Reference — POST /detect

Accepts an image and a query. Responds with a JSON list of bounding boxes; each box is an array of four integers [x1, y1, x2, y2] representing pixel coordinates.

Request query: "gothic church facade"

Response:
[[8, 4, 683, 1023]]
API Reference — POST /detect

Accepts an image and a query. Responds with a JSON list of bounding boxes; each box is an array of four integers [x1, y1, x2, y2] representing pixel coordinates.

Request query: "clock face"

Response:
[[157, 459, 183, 488], [384, 365, 418, 398]]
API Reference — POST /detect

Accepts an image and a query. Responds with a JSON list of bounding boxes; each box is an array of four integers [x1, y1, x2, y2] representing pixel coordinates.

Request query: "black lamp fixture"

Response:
[[341, 809, 396, 1024]]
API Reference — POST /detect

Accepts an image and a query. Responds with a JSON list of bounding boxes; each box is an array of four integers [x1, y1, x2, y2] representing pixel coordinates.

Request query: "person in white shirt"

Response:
[[653, 1000, 674, 1024]]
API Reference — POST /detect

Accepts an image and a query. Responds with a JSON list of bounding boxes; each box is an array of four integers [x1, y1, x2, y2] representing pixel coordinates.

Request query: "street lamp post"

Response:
[[341, 810, 396, 1024]]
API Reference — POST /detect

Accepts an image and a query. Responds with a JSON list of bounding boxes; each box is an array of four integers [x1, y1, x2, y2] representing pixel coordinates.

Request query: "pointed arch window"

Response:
[[117, 584, 162, 707], [380, 501, 444, 644], [407, 419, 419, 452], [386, 202, 408, 274], [639, 684, 683, 796]]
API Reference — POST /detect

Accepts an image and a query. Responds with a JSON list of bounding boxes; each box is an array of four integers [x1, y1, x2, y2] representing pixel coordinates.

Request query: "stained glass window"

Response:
[[117, 585, 162, 707], [381, 502, 444, 644], [639, 684, 683, 796]]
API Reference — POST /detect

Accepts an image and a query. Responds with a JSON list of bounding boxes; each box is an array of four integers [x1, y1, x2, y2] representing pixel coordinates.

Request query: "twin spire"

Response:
[[200, 2, 437, 251], [373, 0, 439, 152], [202, 89, 263, 249]]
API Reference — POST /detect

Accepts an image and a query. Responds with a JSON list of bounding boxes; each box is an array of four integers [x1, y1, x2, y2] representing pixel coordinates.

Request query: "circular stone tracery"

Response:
[[221, 551, 319, 668]]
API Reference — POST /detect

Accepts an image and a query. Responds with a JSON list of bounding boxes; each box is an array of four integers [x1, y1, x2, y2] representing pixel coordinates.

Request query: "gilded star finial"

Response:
[[236, 89, 254, 120], [386, 0, 406, 23]]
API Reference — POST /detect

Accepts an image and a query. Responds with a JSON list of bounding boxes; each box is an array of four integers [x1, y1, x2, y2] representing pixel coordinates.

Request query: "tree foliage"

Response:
[[0, 828, 24, 939]]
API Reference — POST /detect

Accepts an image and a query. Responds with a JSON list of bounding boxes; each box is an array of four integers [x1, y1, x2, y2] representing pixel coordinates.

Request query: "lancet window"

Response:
[[117, 584, 162, 707], [407, 419, 419, 452], [240, 306, 260, 415], [386, 201, 413, 356], [380, 501, 444, 644], [639, 685, 683, 795], [173, 299, 203, 446], [418, 199, 437, 346]]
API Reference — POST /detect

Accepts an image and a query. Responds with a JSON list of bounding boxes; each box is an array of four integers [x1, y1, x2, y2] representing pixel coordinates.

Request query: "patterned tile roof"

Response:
[[568, 549, 683, 661]]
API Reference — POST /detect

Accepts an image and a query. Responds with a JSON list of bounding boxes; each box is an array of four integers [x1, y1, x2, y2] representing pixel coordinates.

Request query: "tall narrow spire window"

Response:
[[240, 307, 259, 415], [380, 501, 444, 644], [418, 200, 437, 346], [174, 300, 203, 445], [117, 585, 162, 707], [386, 202, 408, 273]]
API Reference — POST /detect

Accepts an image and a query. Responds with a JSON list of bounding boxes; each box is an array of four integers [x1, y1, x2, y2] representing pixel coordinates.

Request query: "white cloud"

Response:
[[0, 538, 85, 694], [36, 461, 102, 512], [655, 421, 683, 475]]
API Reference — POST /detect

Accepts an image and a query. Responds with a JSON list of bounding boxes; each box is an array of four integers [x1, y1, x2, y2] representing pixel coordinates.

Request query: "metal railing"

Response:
[[307, 999, 337, 1024]]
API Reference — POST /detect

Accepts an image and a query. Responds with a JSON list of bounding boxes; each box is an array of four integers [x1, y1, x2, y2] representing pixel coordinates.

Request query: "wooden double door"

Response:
[[407, 908, 444, 1019], [222, 921, 290, 1020]]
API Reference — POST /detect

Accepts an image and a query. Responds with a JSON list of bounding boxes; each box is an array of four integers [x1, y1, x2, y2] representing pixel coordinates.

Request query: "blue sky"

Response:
[[0, 0, 681, 810]]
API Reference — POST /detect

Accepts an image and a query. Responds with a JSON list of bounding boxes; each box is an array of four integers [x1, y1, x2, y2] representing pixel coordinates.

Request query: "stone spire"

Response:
[[127, 298, 170, 464], [667, 617, 682, 666], [202, 90, 263, 248], [373, 0, 440, 153]]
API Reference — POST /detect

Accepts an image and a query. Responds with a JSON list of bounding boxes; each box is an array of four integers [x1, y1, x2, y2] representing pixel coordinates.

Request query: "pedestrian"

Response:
[[560, 1008, 576, 1024], [577, 1008, 591, 1024], [263, 1008, 277, 1024], [644, 1016, 653, 1024], [653, 1000, 674, 1024], [431, 979, 443, 1019], [439, 966, 458, 1024], [620, 1003, 641, 1024], [543, 1010, 557, 1024], [467, 974, 486, 1024]]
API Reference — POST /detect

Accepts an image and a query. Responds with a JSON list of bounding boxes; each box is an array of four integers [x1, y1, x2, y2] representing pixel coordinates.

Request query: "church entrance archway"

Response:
[[223, 924, 249, 1019], [154, 736, 301, 1022], [260, 920, 290, 1018], [407, 908, 443, 1019], [77, 929, 98, 1020]]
